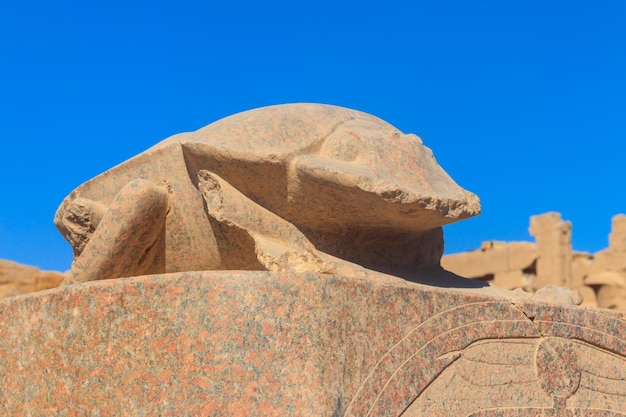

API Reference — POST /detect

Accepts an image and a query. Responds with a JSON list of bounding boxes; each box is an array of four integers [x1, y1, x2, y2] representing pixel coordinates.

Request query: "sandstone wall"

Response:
[[442, 212, 626, 309], [0, 259, 65, 299]]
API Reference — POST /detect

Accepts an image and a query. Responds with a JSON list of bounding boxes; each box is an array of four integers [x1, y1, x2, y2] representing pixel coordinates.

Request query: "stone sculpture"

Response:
[[54, 103, 480, 285], [2, 104, 625, 416]]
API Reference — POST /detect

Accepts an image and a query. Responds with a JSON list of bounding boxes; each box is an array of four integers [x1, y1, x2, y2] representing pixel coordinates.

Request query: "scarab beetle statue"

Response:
[[55, 103, 480, 285]]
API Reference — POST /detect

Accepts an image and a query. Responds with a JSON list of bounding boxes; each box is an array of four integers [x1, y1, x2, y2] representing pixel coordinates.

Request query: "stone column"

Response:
[[586, 214, 626, 309], [529, 212, 572, 290], [609, 214, 626, 253]]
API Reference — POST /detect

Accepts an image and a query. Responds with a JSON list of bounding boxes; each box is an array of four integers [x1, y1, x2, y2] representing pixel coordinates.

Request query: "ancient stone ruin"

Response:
[[0, 259, 64, 299], [443, 212, 626, 310], [1, 104, 625, 416]]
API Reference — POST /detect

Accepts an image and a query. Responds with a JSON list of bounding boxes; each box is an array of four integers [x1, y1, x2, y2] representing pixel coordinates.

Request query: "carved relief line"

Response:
[[467, 407, 626, 416], [402, 336, 626, 416], [365, 321, 539, 417], [344, 301, 538, 417], [563, 339, 626, 396], [520, 304, 626, 337], [345, 301, 521, 413], [457, 339, 538, 387], [532, 320, 626, 356], [400, 315, 626, 416], [346, 306, 626, 417], [345, 301, 527, 415]]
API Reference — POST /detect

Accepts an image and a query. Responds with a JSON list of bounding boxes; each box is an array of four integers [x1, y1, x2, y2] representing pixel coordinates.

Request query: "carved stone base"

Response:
[[0, 272, 624, 416]]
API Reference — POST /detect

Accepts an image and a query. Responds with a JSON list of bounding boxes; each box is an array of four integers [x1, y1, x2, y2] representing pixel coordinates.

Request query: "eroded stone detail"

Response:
[[535, 338, 581, 402]]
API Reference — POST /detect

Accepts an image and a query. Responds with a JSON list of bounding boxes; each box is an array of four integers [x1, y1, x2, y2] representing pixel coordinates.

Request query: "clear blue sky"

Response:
[[1, 1, 625, 272]]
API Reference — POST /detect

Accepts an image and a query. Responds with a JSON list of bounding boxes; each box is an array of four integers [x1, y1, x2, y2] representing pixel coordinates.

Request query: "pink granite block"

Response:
[[1, 271, 625, 416]]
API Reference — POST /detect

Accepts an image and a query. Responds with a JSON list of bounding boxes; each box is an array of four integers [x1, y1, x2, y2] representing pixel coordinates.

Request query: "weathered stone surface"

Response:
[[55, 104, 480, 286], [441, 241, 536, 288], [0, 259, 65, 299], [493, 269, 527, 289], [0, 272, 624, 416]]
